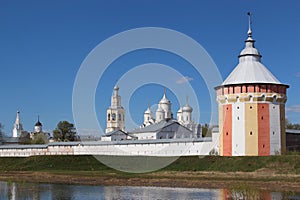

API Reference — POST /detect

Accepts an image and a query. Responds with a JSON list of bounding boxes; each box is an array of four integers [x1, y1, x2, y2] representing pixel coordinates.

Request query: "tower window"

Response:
[[261, 116, 264, 120], [273, 131, 275, 135], [237, 116, 239, 120], [108, 114, 110, 121], [250, 131, 253, 135], [263, 144, 265, 148], [118, 114, 121, 121], [250, 106, 252, 109], [112, 113, 116, 121], [237, 106, 239, 109], [226, 132, 228, 136]]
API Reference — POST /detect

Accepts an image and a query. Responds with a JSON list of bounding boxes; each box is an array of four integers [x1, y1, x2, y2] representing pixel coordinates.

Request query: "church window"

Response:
[[108, 114, 110, 121], [112, 113, 116, 121], [118, 114, 121, 121], [186, 116, 188, 121], [250, 131, 253, 135], [147, 117, 150, 120]]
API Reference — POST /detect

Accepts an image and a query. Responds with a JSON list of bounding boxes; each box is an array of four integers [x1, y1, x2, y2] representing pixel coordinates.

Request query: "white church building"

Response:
[[101, 87, 202, 141]]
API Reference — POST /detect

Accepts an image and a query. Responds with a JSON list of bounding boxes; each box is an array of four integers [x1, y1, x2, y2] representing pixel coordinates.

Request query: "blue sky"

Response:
[[0, 1, 299, 135]]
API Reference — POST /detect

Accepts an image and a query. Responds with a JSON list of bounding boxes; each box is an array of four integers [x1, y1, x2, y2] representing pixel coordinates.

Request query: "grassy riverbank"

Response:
[[0, 155, 299, 173], [0, 155, 299, 192]]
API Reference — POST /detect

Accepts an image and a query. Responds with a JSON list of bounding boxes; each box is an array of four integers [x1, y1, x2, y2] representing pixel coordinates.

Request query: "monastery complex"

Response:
[[1, 13, 296, 157]]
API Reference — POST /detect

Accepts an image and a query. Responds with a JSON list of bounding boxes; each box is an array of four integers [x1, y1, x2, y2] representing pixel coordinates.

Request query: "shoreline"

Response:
[[0, 171, 300, 192]]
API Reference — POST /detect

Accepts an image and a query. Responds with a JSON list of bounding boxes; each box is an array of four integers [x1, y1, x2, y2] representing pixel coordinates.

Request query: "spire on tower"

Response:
[[185, 96, 189, 105], [163, 87, 167, 98], [247, 12, 252, 37], [15, 110, 21, 124]]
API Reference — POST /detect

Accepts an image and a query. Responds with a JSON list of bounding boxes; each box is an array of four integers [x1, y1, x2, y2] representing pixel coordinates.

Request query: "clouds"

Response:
[[286, 105, 300, 113], [176, 76, 194, 84]]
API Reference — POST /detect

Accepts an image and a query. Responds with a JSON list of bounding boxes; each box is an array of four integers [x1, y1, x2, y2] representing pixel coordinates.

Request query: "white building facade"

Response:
[[12, 111, 23, 138], [105, 85, 125, 133]]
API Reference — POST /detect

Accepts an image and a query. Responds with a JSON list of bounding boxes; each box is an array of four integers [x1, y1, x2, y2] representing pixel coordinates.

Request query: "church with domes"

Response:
[[102, 87, 202, 141], [140, 90, 201, 138]]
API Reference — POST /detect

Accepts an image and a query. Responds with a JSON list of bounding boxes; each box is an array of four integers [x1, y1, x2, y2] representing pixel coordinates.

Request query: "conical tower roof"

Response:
[[222, 12, 282, 86]]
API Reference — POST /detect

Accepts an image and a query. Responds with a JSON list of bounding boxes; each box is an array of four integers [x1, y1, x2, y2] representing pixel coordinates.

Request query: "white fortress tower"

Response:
[[12, 111, 23, 137], [215, 13, 289, 156], [105, 85, 125, 133]]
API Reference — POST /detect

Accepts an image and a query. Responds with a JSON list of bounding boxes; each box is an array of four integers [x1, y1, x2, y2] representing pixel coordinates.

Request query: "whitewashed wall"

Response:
[[0, 133, 219, 157]]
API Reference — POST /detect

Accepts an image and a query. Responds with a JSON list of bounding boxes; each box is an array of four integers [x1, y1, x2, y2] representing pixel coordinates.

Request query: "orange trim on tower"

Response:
[[258, 103, 270, 155], [223, 104, 232, 156]]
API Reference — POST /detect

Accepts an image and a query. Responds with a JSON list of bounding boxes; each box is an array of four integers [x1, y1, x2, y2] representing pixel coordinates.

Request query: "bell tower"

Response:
[[12, 111, 23, 137], [105, 85, 125, 133]]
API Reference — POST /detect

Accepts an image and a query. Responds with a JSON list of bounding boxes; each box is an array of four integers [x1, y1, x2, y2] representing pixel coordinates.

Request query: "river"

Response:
[[0, 181, 299, 200]]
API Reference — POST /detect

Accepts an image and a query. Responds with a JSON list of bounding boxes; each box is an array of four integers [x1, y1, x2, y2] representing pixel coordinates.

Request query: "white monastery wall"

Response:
[[0, 133, 219, 157]]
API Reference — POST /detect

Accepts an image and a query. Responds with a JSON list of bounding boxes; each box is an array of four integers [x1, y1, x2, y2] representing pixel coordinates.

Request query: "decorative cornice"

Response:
[[217, 92, 287, 104]]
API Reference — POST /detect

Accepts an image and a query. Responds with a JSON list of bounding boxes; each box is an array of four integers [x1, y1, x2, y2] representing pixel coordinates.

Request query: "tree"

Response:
[[286, 118, 300, 130], [19, 131, 31, 144], [32, 133, 48, 144], [202, 124, 213, 137], [53, 121, 77, 141], [0, 123, 3, 140]]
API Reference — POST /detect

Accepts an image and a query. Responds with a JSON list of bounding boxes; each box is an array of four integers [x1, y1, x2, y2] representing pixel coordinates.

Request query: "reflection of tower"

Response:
[[215, 13, 289, 156], [105, 85, 125, 133], [11, 182, 16, 200], [12, 111, 23, 137], [34, 115, 43, 133]]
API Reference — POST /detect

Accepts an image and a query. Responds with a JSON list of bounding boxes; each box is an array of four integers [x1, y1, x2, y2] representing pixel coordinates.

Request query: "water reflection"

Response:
[[0, 181, 299, 200]]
